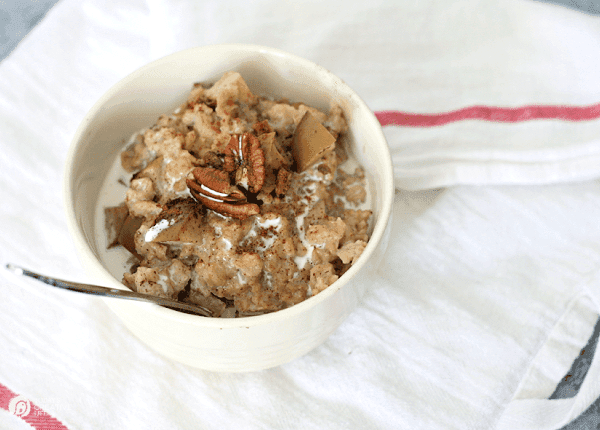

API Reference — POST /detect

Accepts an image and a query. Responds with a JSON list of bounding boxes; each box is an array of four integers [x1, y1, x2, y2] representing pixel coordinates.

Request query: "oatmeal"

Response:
[[102, 72, 372, 317]]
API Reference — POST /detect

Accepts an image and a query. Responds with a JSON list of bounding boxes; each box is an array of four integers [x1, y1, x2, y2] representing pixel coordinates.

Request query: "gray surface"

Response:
[[0, 0, 57, 61], [553, 318, 600, 429], [540, 0, 600, 14], [1, 0, 600, 428]]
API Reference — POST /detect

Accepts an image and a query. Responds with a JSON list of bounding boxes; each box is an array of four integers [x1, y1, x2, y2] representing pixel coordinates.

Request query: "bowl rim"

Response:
[[63, 43, 394, 329]]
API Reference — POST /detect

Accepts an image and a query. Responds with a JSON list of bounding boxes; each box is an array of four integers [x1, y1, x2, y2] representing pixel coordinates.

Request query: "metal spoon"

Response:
[[5, 264, 212, 317]]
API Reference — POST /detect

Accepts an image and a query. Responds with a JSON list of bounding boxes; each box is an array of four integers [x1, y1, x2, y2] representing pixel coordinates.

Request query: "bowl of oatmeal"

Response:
[[64, 44, 393, 372]]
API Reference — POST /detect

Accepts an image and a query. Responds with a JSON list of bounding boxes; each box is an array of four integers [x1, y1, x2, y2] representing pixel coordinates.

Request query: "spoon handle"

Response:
[[5, 264, 212, 317]]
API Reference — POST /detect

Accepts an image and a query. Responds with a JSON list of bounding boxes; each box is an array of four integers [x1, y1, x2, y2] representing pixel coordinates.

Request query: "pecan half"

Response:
[[187, 167, 245, 201], [186, 166, 259, 220], [223, 133, 265, 193]]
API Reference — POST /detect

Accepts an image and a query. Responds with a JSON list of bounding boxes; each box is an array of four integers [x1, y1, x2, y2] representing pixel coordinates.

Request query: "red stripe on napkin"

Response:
[[375, 102, 600, 127], [0, 383, 68, 429]]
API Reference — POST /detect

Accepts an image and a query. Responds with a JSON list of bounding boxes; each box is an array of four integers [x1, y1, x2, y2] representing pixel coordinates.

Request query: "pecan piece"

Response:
[[223, 133, 265, 193], [275, 168, 291, 197], [187, 167, 245, 202], [200, 199, 260, 220], [222, 136, 239, 173], [252, 120, 273, 135], [186, 166, 259, 220]]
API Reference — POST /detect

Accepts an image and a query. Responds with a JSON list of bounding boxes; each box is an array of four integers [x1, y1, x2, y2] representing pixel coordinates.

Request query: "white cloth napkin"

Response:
[[1, 0, 600, 429], [148, 0, 600, 191]]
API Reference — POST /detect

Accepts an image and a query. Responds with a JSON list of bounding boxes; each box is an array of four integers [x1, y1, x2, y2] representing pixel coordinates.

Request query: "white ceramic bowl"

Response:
[[64, 44, 394, 372]]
